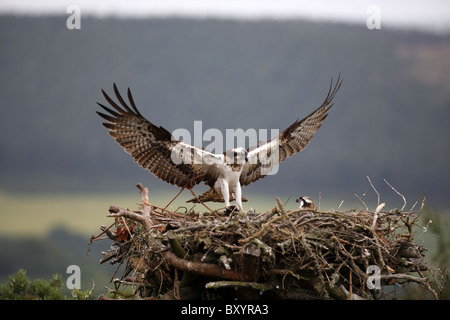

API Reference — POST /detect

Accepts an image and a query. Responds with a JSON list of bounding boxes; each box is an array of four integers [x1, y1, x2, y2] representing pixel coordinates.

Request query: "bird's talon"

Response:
[[225, 206, 239, 215]]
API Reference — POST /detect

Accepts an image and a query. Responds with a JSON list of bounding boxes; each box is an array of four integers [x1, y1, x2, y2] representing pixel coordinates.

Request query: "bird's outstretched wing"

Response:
[[240, 75, 342, 186], [96, 84, 224, 188]]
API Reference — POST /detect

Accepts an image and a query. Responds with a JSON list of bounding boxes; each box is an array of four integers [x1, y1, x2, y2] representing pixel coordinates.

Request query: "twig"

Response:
[[276, 197, 297, 233], [164, 186, 186, 211], [107, 206, 153, 232], [121, 216, 134, 239], [189, 188, 219, 217], [419, 196, 426, 212], [318, 192, 321, 211], [409, 201, 418, 212], [349, 270, 353, 300], [173, 269, 180, 300], [336, 199, 345, 212], [371, 203, 386, 229], [205, 280, 273, 292], [367, 176, 380, 206], [379, 272, 431, 285], [238, 212, 288, 244], [136, 183, 154, 227], [383, 179, 406, 211], [166, 230, 188, 258], [283, 196, 291, 207], [354, 193, 369, 211], [89, 221, 116, 244]]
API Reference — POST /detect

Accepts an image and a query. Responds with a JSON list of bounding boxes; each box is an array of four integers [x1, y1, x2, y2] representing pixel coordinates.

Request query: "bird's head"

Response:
[[296, 196, 316, 210], [227, 147, 248, 165]]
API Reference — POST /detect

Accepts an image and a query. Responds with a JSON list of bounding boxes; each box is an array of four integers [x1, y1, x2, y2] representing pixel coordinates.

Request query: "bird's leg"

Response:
[[218, 179, 234, 214], [221, 183, 230, 207], [233, 182, 244, 213]]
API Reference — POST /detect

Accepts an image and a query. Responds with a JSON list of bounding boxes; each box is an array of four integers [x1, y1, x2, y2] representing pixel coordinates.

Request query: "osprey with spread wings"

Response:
[[97, 77, 341, 213]]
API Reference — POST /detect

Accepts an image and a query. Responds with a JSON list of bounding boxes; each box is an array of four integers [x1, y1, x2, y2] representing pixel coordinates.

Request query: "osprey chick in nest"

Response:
[[96, 76, 341, 213], [296, 196, 316, 211]]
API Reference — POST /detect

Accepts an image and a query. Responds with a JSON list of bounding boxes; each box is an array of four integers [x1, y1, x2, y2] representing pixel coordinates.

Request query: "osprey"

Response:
[[296, 196, 316, 211], [96, 77, 341, 213]]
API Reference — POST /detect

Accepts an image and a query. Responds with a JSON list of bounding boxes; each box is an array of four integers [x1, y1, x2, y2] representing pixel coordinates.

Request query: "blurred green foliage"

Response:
[[0, 269, 66, 300], [0, 226, 118, 297], [0, 269, 95, 300]]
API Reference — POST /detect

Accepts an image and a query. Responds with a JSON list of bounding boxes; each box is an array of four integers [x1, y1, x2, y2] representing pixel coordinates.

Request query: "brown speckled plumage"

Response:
[[97, 76, 341, 207]]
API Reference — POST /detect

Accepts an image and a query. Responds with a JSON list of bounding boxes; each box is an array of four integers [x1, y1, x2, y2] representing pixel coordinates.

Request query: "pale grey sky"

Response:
[[1, 0, 449, 33]]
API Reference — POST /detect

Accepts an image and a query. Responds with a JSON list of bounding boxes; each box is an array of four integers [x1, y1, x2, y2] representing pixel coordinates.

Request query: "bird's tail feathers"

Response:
[[187, 189, 248, 203]]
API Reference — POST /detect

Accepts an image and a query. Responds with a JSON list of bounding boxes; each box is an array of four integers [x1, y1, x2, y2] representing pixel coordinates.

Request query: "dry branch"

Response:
[[161, 250, 248, 282]]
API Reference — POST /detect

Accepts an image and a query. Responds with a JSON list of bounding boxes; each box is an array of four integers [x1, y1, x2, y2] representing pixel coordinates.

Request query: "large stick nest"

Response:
[[91, 183, 439, 300]]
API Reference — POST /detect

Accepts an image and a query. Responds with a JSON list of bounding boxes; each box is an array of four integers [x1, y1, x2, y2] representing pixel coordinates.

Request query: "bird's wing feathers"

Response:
[[240, 76, 342, 186], [98, 76, 341, 190], [97, 84, 222, 188]]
